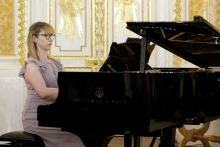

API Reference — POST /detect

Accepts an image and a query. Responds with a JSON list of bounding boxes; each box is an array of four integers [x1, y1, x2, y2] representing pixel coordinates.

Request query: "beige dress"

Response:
[[19, 57, 84, 147]]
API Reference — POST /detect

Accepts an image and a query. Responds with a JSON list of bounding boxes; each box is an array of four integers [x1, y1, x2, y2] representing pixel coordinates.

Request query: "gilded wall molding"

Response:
[[147, 0, 150, 21], [85, 0, 109, 68], [55, 0, 86, 53], [49, 0, 92, 58], [64, 66, 94, 72], [100, 0, 105, 59], [106, 0, 109, 58], [49, 0, 51, 25], [86, 0, 108, 67], [86, 59, 98, 66], [85, 58, 105, 67], [114, 0, 141, 37], [112, 0, 147, 42], [95, 0, 99, 59], [189, 0, 220, 30], [18, 0, 27, 66], [48, 0, 109, 70], [58, 0, 84, 42], [0, 0, 16, 56], [173, 0, 182, 68]]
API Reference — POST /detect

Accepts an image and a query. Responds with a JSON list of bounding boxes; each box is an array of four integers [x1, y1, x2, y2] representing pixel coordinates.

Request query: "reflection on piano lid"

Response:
[[99, 38, 155, 72], [126, 16, 220, 68]]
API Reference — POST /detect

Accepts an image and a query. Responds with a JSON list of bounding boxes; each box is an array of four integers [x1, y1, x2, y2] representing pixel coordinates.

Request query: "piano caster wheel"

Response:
[[11, 140, 20, 147], [178, 122, 210, 147]]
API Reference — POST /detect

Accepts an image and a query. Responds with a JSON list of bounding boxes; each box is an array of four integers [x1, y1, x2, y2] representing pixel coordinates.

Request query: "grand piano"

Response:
[[38, 16, 220, 147]]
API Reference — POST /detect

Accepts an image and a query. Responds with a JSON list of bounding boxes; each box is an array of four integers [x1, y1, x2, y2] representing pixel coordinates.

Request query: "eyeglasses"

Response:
[[35, 34, 56, 40]]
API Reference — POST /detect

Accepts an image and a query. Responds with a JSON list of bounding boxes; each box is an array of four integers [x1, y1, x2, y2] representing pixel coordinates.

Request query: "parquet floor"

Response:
[[108, 137, 204, 147], [108, 136, 164, 147]]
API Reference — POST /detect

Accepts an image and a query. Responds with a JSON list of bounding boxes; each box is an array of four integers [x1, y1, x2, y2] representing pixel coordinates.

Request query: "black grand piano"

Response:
[[38, 16, 220, 147]]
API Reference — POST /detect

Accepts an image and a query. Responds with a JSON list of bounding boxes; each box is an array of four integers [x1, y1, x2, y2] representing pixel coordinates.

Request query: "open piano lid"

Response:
[[127, 16, 220, 68]]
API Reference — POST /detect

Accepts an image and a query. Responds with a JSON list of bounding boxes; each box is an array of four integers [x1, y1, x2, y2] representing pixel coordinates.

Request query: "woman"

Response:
[[19, 22, 84, 147]]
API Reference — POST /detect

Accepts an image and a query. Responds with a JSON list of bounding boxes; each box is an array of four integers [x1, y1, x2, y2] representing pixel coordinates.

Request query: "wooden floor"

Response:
[[108, 137, 204, 147], [108, 136, 166, 147]]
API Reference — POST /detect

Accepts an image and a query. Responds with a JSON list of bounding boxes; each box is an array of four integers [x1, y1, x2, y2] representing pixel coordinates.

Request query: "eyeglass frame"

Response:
[[33, 33, 56, 40]]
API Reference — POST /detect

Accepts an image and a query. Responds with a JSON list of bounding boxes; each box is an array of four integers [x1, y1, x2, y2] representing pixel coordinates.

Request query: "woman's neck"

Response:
[[37, 49, 48, 61]]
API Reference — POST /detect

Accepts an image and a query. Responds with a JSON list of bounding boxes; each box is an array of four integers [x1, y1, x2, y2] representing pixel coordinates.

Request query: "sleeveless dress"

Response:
[[19, 57, 84, 147]]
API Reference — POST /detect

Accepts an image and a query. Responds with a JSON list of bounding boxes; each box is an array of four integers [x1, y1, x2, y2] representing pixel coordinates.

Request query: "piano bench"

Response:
[[0, 131, 45, 147]]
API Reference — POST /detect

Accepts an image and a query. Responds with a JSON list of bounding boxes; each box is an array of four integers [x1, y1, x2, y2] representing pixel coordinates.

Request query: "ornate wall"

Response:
[[0, 0, 15, 56], [0, 0, 24, 137], [189, 0, 220, 30], [46, 0, 151, 71]]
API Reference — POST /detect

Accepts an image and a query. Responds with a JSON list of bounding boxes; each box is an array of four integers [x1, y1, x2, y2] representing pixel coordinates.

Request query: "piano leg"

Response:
[[133, 135, 144, 147], [178, 123, 211, 147], [124, 134, 132, 147], [149, 136, 157, 147], [158, 127, 176, 147]]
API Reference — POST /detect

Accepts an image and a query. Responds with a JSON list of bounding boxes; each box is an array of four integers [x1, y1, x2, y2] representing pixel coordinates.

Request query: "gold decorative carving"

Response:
[[49, 0, 51, 25], [58, 0, 84, 42], [55, 0, 86, 52], [173, 54, 182, 67], [114, 0, 141, 37], [0, 0, 15, 56], [91, 0, 94, 58], [147, 0, 150, 21], [86, 59, 98, 66], [95, 0, 99, 59], [106, 0, 109, 58], [100, 0, 105, 58], [173, 0, 182, 68], [86, 59, 105, 67], [18, 0, 27, 66], [49, 0, 109, 69], [173, 0, 182, 21], [112, 0, 145, 42], [49, 0, 88, 55], [189, 0, 220, 30], [64, 66, 93, 72]]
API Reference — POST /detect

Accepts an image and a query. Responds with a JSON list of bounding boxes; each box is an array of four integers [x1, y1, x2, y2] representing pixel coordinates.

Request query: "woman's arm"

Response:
[[61, 66, 66, 71], [25, 62, 58, 100]]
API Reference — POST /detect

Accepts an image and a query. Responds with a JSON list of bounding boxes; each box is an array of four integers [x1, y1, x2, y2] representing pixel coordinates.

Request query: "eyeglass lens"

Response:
[[46, 34, 55, 40]]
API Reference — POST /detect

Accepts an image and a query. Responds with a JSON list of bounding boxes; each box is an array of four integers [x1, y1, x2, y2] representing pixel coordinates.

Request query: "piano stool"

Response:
[[0, 131, 45, 147]]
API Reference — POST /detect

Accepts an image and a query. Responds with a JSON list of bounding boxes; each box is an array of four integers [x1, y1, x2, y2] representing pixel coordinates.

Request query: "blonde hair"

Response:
[[27, 22, 55, 60]]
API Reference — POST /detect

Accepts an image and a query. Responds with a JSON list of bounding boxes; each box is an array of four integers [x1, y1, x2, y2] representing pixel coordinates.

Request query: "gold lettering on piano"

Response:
[[74, 99, 79, 102], [111, 100, 127, 104], [95, 87, 104, 98], [72, 99, 127, 104]]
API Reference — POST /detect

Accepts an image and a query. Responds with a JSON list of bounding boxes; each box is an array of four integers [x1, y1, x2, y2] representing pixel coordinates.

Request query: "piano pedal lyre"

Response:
[[178, 122, 210, 147]]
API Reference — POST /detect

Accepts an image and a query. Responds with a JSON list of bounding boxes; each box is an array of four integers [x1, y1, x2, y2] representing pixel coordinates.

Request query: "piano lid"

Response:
[[127, 16, 220, 68]]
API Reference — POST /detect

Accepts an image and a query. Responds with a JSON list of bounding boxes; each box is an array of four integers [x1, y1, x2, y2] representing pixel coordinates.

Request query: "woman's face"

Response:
[[33, 29, 54, 52]]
